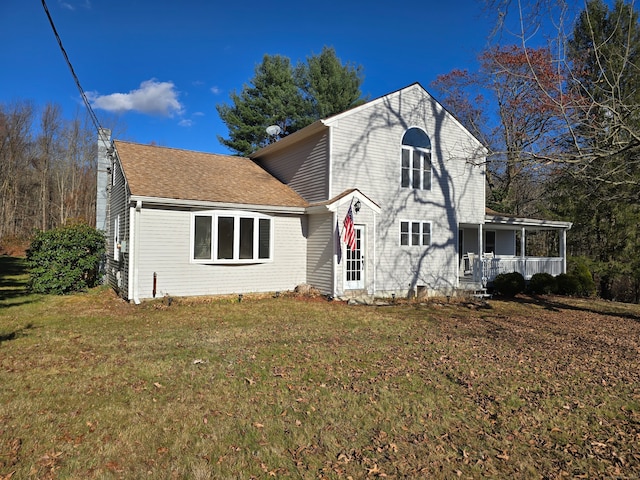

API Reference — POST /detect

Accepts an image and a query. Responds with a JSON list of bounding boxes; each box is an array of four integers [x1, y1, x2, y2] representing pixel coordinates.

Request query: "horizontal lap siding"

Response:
[[306, 213, 333, 294], [258, 131, 329, 203], [107, 157, 129, 298], [134, 208, 307, 299], [329, 86, 485, 293]]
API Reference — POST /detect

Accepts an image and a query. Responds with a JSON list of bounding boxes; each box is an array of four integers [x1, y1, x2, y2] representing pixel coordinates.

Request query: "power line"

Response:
[[41, 0, 102, 134]]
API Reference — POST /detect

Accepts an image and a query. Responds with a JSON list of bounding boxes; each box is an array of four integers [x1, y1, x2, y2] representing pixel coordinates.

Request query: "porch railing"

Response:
[[461, 255, 565, 285]]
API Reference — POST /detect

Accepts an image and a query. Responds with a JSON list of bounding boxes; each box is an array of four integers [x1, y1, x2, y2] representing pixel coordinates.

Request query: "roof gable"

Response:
[[114, 141, 307, 208], [323, 82, 485, 150], [252, 82, 485, 158]]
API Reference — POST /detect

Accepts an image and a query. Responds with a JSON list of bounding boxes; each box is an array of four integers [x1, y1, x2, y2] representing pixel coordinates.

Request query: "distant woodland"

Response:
[[0, 101, 96, 252]]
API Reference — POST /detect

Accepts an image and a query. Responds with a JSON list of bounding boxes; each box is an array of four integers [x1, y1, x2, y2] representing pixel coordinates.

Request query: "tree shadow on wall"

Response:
[[331, 86, 486, 293]]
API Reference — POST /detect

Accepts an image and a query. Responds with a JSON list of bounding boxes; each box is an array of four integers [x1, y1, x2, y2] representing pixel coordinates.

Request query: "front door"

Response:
[[345, 225, 365, 290]]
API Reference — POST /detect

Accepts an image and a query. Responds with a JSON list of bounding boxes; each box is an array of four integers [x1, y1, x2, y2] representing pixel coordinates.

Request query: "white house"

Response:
[[98, 83, 571, 302]]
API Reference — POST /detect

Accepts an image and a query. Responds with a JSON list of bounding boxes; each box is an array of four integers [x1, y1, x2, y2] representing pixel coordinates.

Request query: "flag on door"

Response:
[[343, 205, 357, 252]]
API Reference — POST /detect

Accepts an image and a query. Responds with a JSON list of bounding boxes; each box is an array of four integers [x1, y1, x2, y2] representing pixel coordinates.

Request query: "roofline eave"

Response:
[[484, 214, 572, 230], [250, 120, 328, 158], [129, 195, 307, 214]]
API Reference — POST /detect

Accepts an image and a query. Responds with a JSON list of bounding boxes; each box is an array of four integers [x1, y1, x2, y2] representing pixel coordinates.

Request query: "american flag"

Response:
[[343, 205, 357, 252]]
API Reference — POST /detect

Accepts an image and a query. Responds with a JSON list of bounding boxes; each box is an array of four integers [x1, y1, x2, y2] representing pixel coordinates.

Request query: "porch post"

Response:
[[521, 227, 526, 279], [561, 228, 567, 274], [478, 223, 483, 284]]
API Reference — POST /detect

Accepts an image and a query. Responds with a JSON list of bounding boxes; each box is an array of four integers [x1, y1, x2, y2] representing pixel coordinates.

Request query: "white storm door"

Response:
[[345, 226, 365, 290]]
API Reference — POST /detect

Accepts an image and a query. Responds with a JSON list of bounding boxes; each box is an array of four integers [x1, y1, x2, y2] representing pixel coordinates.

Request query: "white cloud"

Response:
[[178, 119, 193, 127], [210, 86, 221, 95], [88, 79, 184, 117], [58, 0, 91, 10]]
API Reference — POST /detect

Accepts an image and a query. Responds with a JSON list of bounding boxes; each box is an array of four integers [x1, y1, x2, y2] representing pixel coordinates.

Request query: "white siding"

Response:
[[106, 156, 130, 298], [258, 130, 329, 203], [132, 208, 307, 299], [328, 85, 486, 294], [306, 213, 333, 294]]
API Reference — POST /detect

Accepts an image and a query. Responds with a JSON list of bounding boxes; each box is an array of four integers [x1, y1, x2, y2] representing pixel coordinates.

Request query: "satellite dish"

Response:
[[266, 125, 282, 136]]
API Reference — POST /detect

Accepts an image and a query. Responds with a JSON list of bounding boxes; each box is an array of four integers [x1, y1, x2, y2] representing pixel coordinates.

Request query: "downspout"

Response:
[[132, 200, 142, 304]]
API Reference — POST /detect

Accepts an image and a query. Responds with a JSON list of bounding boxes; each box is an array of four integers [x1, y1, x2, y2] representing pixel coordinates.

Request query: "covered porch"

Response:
[[459, 209, 572, 287]]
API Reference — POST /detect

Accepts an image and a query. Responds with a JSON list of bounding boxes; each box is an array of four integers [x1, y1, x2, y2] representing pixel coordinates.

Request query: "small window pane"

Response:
[[401, 149, 410, 187], [400, 221, 409, 245], [217, 216, 234, 259], [258, 219, 270, 259], [485, 231, 496, 254], [239, 217, 254, 259], [411, 222, 420, 246], [194, 215, 211, 260], [422, 222, 431, 246], [423, 152, 432, 190], [412, 152, 421, 189]]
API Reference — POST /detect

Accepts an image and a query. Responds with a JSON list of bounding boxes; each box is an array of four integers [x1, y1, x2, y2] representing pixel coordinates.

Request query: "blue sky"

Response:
[[2, 0, 495, 154]]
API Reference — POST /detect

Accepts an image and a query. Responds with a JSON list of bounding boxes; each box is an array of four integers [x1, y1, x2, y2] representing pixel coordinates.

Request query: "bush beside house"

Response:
[[528, 272, 557, 295], [26, 223, 105, 294], [493, 272, 526, 297]]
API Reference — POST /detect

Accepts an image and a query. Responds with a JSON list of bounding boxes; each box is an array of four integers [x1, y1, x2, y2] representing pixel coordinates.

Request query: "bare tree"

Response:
[[482, 0, 640, 179], [0, 101, 34, 239], [54, 115, 96, 226], [0, 101, 98, 245]]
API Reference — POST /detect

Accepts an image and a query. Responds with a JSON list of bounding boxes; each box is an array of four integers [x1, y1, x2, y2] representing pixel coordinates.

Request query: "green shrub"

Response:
[[493, 271, 526, 297], [26, 223, 105, 294], [528, 272, 557, 295], [567, 257, 596, 297], [555, 273, 582, 296]]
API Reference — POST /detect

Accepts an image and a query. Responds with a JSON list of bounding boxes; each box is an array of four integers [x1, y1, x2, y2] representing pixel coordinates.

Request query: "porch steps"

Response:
[[458, 278, 492, 299]]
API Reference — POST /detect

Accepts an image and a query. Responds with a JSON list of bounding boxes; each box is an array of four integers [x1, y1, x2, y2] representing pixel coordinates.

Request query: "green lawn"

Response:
[[1, 257, 639, 478]]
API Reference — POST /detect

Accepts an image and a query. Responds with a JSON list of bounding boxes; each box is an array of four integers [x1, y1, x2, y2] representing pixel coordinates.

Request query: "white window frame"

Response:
[[401, 146, 432, 190], [190, 210, 274, 264], [113, 214, 120, 261], [400, 220, 432, 247]]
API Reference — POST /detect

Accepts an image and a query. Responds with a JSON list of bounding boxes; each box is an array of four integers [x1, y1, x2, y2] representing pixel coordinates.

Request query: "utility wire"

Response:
[[41, 0, 102, 134]]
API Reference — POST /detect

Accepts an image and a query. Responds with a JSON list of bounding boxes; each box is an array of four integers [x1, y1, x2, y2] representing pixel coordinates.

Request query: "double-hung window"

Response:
[[401, 127, 431, 190], [400, 221, 432, 247], [192, 211, 273, 263]]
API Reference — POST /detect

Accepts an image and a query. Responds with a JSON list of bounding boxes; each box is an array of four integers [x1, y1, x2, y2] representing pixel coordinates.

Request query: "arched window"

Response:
[[401, 127, 431, 190]]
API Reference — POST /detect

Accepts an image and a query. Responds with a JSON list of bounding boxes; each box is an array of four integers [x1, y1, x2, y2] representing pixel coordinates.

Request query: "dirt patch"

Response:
[[0, 236, 30, 257]]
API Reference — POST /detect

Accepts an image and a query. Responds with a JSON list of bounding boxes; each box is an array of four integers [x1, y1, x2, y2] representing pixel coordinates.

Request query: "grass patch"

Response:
[[1, 261, 639, 478]]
